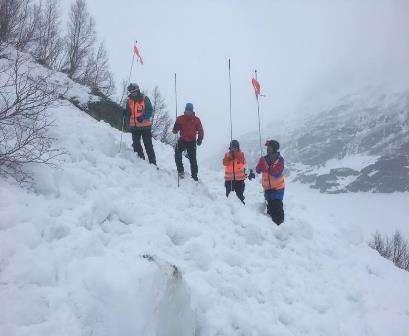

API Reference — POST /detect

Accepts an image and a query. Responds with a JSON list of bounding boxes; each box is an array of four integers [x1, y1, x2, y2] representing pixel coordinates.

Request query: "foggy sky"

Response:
[[62, 0, 409, 154]]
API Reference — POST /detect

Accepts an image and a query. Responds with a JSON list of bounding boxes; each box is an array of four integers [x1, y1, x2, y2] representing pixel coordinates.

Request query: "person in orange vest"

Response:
[[223, 140, 248, 204], [255, 140, 285, 225], [125, 83, 156, 165]]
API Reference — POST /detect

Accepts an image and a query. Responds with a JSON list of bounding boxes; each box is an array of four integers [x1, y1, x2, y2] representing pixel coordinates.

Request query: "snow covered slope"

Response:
[[1, 101, 409, 335]]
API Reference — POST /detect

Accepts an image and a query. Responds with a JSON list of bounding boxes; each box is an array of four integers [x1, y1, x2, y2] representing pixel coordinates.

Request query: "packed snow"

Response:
[[1, 101, 409, 335]]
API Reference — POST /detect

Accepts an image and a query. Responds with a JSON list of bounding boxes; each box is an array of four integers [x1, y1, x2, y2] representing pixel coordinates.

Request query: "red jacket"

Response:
[[256, 153, 285, 190], [256, 154, 284, 177], [172, 113, 204, 142]]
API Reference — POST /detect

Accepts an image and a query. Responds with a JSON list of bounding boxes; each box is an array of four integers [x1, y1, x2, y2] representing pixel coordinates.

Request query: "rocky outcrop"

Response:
[[346, 155, 409, 193], [240, 88, 409, 193]]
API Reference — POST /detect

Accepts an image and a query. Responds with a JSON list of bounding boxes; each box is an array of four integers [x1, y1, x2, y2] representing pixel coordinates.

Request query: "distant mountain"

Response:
[[238, 88, 409, 193]]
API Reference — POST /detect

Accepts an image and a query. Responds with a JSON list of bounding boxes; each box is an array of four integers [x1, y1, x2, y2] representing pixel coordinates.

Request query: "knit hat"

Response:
[[127, 83, 139, 93], [229, 139, 240, 150], [185, 103, 194, 112], [265, 139, 280, 151]]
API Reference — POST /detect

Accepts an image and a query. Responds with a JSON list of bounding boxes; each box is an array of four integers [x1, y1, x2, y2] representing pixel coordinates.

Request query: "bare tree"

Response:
[[14, 1, 40, 51], [0, 53, 62, 181], [369, 231, 409, 272], [0, 0, 41, 51], [151, 86, 175, 145], [119, 79, 128, 107], [83, 41, 115, 97], [1, 0, 115, 99], [32, 0, 63, 68], [0, 0, 23, 43], [63, 0, 96, 80]]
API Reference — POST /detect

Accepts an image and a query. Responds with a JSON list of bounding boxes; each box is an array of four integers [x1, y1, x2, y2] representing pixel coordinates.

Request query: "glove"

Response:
[[136, 116, 144, 123], [248, 169, 255, 180], [196, 139, 202, 146]]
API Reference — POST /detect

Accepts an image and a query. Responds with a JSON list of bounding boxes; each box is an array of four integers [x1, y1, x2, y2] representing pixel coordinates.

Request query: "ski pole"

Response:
[[119, 112, 125, 152], [174, 72, 180, 188], [128, 48, 135, 84], [228, 59, 233, 191], [119, 49, 136, 153], [228, 58, 233, 141], [255, 69, 263, 157]]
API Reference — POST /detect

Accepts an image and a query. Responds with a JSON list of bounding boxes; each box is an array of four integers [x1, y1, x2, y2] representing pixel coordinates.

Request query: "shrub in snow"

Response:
[[61, 0, 114, 97], [151, 86, 176, 146], [0, 0, 114, 98], [0, 52, 61, 181], [0, 0, 63, 68], [62, 0, 96, 81], [82, 41, 115, 97], [0, 0, 39, 52], [369, 231, 409, 271], [31, 0, 64, 69]]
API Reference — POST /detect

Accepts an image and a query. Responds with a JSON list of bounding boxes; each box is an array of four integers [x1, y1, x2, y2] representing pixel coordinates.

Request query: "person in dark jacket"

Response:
[[255, 140, 285, 225], [223, 140, 247, 204], [125, 83, 156, 165], [172, 103, 204, 181]]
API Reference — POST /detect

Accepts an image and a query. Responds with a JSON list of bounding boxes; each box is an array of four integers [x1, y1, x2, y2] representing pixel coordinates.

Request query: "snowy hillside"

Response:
[[1, 97, 409, 335], [238, 88, 409, 193]]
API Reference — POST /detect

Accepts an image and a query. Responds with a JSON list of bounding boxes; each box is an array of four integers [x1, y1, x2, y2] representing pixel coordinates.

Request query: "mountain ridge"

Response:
[[235, 87, 409, 193]]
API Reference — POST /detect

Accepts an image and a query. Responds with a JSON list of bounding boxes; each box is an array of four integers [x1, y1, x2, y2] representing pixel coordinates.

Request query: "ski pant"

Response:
[[225, 180, 245, 204], [265, 189, 285, 225], [131, 126, 156, 165], [175, 140, 198, 179]]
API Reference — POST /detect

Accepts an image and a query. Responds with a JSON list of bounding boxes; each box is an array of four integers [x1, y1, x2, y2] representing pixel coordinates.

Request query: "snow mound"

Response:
[[1, 101, 409, 335]]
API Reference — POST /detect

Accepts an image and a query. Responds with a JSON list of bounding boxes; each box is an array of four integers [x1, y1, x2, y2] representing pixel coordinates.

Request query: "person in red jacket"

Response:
[[223, 140, 247, 204], [255, 140, 285, 225], [172, 103, 204, 181]]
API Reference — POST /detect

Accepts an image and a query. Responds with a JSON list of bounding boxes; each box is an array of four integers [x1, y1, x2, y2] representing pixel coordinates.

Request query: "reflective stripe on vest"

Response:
[[261, 158, 285, 190], [128, 99, 152, 127], [224, 161, 246, 181]]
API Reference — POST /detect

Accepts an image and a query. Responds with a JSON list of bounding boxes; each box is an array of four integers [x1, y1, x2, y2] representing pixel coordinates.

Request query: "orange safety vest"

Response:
[[128, 98, 152, 128], [223, 151, 246, 181], [261, 159, 285, 191]]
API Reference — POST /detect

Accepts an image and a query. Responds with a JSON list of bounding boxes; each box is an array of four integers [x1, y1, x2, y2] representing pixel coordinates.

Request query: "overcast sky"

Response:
[[62, 0, 409, 154]]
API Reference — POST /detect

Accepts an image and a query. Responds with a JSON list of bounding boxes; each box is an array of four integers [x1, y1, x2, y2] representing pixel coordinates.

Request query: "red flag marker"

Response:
[[252, 77, 261, 97], [133, 41, 144, 65]]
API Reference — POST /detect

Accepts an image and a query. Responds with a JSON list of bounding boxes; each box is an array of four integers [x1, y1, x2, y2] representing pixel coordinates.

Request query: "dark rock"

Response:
[[87, 98, 125, 131], [346, 174, 374, 192], [314, 174, 339, 192], [68, 94, 126, 132], [293, 174, 317, 184], [347, 155, 409, 192], [329, 167, 360, 177]]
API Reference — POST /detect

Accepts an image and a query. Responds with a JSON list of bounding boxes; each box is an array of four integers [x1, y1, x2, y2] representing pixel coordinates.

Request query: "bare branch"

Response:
[[0, 52, 62, 182], [62, 0, 96, 81], [369, 231, 409, 272], [150, 86, 176, 146]]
